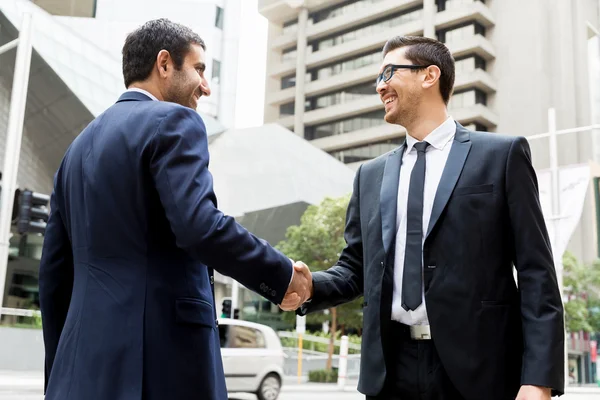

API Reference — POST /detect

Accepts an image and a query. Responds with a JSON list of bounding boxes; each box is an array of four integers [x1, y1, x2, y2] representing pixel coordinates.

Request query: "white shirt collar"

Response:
[[126, 88, 159, 101], [405, 116, 456, 153]]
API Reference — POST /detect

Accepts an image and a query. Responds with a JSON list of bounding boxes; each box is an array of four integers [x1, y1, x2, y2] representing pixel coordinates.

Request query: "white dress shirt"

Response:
[[126, 88, 159, 101], [391, 117, 456, 325]]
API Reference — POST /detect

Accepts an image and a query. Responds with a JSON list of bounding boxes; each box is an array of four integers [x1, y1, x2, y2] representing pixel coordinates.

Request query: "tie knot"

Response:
[[414, 141, 429, 153]]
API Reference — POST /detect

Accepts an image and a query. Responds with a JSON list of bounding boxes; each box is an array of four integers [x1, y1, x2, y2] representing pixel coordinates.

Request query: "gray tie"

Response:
[[402, 141, 429, 311]]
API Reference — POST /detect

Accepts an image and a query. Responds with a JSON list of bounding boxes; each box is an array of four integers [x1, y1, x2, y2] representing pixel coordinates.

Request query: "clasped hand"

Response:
[[280, 261, 312, 311]]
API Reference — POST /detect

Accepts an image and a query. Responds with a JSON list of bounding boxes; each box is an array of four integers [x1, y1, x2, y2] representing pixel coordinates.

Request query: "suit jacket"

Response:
[[298, 123, 565, 400], [38, 91, 293, 400]]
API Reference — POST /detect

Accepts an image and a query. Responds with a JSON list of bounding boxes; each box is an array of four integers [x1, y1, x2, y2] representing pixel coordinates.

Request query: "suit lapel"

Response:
[[380, 143, 406, 256], [425, 124, 471, 239]]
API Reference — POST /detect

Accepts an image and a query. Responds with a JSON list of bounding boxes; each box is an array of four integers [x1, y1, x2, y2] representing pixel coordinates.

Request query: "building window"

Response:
[[212, 59, 221, 84], [305, 110, 386, 140], [437, 21, 486, 44], [454, 55, 486, 73], [307, 81, 377, 111], [215, 6, 224, 29], [282, 19, 298, 35], [448, 89, 487, 109], [437, 0, 485, 12], [311, 7, 423, 52], [311, 0, 391, 24], [279, 102, 295, 116], [313, 50, 381, 81], [330, 137, 404, 164]]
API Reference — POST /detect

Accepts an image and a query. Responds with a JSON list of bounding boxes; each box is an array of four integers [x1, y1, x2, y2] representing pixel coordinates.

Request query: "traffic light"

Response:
[[233, 309, 239, 319], [17, 189, 50, 235], [221, 298, 231, 318]]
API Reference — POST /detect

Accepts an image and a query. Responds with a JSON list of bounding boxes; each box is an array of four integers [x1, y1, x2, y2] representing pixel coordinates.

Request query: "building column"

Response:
[[423, 0, 436, 39], [294, 6, 309, 138]]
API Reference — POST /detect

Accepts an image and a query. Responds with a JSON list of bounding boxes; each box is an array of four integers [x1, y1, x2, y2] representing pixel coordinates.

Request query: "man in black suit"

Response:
[[283, 36, 564, 400]]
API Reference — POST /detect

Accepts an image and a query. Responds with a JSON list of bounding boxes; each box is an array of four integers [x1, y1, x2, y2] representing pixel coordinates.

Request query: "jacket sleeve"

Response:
[[506, 136, 565, 395], [148, 106, 293, 304], [39, 176, 74, 393]]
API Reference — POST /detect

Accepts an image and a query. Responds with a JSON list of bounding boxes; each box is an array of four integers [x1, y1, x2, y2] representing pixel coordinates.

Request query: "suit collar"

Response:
[[380, 121, 472, 256], [425, 122, 472, 239], [116, 90, 157, 103], [405, 116, 456, 153], [380, 142, 406, 256]]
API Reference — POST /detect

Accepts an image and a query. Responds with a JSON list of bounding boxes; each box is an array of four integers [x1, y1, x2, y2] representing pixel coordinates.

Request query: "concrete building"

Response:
[[259, 0, 600, 257]]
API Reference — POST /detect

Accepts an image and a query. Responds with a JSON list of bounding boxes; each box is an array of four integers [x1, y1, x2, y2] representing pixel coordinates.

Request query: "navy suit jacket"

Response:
[[38, 91, 293, 400]]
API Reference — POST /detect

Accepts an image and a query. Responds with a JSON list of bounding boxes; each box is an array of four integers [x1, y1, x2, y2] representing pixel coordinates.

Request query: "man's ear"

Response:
[[156, 50, 171, 77], [421, 65, 442, 90]]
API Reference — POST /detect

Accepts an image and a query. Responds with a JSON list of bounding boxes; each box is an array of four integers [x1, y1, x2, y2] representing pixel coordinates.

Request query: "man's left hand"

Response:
[[516, 385, 551, 400]]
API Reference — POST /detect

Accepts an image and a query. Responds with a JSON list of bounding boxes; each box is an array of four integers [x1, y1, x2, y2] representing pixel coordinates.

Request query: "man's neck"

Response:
[[405, 106, 449, 141], [128, 83, 164, 101]]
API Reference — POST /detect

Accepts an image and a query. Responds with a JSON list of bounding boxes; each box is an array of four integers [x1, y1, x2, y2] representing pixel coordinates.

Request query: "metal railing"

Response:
[[1, 307, 40, 317]]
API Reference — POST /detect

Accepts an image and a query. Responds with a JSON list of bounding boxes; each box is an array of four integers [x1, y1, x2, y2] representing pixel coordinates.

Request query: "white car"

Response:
[[218, 318, 285, 400]]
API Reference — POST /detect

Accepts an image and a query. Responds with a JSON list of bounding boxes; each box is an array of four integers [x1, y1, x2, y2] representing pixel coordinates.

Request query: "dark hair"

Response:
[[122, 18, 206, 87], [382, 36, 455, 104]]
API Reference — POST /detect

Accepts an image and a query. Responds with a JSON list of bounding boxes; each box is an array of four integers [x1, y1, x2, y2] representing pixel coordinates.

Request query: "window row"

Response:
[[304, 110, 386, 141], [281, 7, 423, 62], [280, 81, 377, 116], [330, 137, 404, 164]]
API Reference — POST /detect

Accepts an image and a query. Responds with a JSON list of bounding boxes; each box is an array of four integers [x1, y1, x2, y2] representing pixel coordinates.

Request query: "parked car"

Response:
[[218, 318, 285, 400]]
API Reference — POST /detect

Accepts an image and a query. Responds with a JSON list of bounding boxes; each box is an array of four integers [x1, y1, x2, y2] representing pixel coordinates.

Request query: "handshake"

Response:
[[280, 261, 313, 311]]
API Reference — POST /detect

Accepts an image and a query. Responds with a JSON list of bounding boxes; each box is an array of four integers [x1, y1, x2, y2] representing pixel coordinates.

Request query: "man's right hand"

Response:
[[280, 261, 312, 311]]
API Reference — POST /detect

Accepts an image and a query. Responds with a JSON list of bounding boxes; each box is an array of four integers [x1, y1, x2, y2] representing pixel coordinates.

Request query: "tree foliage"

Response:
[[276, 194, 363, 369], [563, 251, 600, 333]]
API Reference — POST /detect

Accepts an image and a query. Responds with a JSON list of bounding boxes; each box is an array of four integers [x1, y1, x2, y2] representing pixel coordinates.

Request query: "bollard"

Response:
[[338, 335, 349, 390]]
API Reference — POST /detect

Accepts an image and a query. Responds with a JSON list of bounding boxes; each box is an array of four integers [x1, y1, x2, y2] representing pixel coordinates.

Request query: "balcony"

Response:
[[277, 94, 383, 129], [271, 0, 422, 50], [454, 68, 496, 93], [446, 34, 495, 60], [270, 20, 423, 77], [312, 123, 405, 152], [435, 0, 495, 31], [268, 62, 379, 105], [451, 103, 499, 128]]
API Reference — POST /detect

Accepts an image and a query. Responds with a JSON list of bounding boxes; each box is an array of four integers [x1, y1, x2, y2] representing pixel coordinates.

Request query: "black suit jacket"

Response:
[[39, 91, 293, 400], [298, 123, 565, 400]]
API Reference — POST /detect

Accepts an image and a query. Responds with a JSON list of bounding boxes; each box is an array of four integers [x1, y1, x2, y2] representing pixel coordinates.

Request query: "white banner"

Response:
[[536, 164, 591, 269]]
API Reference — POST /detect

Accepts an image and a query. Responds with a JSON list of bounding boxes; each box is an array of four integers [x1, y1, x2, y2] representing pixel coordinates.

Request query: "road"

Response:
[[1, 371, 599, 400]]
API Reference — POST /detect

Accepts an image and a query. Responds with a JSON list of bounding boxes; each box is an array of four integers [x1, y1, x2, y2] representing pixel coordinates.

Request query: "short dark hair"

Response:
[[382, 36, 455, 104], [122, 18, 206, 87]]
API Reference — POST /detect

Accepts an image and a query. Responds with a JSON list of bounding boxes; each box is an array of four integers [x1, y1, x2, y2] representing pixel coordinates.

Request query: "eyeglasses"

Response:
[[376, 64, 428, 86]]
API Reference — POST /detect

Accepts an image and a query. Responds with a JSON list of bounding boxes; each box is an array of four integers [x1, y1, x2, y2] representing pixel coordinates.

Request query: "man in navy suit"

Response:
[[39, 18, 311, 400]]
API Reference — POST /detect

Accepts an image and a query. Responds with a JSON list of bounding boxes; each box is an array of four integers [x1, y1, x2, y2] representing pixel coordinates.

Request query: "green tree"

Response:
[[563, 251, 600, 333], [277, 194, 363, 370]]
